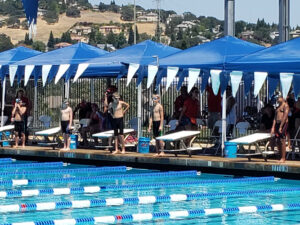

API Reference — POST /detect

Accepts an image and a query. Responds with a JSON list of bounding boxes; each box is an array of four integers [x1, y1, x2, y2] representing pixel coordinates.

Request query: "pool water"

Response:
[[0, 159, 300, 224]]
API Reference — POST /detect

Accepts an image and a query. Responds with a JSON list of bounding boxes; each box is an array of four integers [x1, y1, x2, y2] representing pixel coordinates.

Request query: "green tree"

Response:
[[66, 6, 81, 18], [61, 32, 72, 43], [106, 31, 117, 46], [0, 34, 14, 52], [32, 41, 46, 52], [121, 5, 134, 21], [24, 33, 33, 45], [116, 32, 127, 48], [135, 26, 140, 42], [235, 21, 247, 36], [95, 32, 106, 44], [128, 26, 134, 45], [47, 31, 55, 48], [183, 12, 197, 21], [60, 0, 67, 13]]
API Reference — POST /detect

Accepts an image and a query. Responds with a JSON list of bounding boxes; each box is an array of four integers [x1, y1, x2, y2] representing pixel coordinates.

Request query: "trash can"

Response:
[[138, 137, 150, 154], [70, 134, 78, 150], [224, 141, 237, 158]]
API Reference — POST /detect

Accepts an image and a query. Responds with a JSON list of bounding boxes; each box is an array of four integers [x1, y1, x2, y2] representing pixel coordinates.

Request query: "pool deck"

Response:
[[0, 146, 300, 178]]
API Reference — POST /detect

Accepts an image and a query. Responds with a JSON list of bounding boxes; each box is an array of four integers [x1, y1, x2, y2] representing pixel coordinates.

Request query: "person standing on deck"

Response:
[[61, 99, 73, 151], [108, 92, 129, 154], [11, 99, 27, 148], [271, 93, 289, 163], [148, 94, 164, 156]]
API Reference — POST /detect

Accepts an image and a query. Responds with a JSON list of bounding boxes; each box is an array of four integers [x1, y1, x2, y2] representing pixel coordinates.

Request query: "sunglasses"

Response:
[[152, 97, 158, 100]]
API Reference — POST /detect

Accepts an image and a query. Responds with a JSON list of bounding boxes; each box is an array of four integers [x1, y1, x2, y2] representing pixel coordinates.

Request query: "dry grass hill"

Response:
[[0, 10, 157, 44]]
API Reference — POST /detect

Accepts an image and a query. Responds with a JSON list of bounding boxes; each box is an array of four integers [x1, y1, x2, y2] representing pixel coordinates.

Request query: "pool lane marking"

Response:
[[0, 166, 127, 177], [0, 186, 298, 213], [0, 162, 64, 169], [3, 203, 300, 225], [0, 170, 198, 187], [0, 176, 275, 198]]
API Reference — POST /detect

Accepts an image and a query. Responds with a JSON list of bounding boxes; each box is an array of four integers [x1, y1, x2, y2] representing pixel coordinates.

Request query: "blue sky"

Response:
[[89, 0, 300, 27]]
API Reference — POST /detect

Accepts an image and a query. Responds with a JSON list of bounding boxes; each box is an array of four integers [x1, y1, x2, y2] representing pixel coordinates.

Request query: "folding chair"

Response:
[[205, 120, 222, 155], [0, 116, 8, 126], [287, 126, 300, 160], [166, 119, 178, 131], [39, 115, 51, 128], [128, 117, 138, 132], [235, 121, 250, 137]]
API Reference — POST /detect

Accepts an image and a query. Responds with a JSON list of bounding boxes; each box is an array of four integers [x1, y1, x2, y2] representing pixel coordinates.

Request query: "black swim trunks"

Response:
[[153, 121, 163, 138], [61, 121, 71, 134], [14, 121, 24, 134], [275, 122, 287, 139], [112, 117, 124, 136]]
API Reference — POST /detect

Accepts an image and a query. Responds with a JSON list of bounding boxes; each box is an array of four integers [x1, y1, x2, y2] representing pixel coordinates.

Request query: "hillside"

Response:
[[0, 10, 130, 44]]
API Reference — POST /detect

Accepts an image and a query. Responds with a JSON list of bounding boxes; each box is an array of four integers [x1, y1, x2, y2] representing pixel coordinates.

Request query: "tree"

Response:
[[116, 32, 127, 48], [47, 31, 55, 48], [106, 31, 117, 46], [183, 12, 197, 21], [121, 5, 134, 21], [66, 6, 81, 18], [135, 26, 140, 42], [32, 41, 46, 52], [0, 34, 14, 52], [24, 33, 33, 45], [61, 32, 72, 43], [128, 26, 134, 45]]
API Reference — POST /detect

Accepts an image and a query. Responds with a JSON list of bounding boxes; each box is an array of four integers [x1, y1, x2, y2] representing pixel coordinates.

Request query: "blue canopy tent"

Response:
[[227, 37, 300, 98], [151, 36, 265, 155], [13, 42, 108, 87], [0, 46, 42, 127], [74, 40, 181, 83], [74, 40, 181, 138]]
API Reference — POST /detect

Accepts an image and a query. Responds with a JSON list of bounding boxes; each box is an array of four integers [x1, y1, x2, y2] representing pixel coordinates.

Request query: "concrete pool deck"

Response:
[[0, 146, 300, 178]]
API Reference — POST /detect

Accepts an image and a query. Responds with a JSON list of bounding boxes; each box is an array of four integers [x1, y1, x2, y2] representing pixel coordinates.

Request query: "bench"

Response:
[[35, 127, 61, 150], [229, 133, 273, 161], [156, 130, 201, 157], [92, 129, 135, 151]]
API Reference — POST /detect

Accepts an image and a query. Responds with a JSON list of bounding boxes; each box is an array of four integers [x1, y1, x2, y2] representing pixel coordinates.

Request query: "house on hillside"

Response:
[[54, 42, 72, 49], [269, 31, 279, 40], [38, 8, 47, 17], [99, 25, 122, 35], [241, 30, 254, 39], [175, 21, 196, 32], [137, 12, 158, 23], [166, 14, 183, 25], [290, 30, 300, 39], [71, 35, 89, 43], [97, 44, 116, 52], [70, 25, 92, 36]]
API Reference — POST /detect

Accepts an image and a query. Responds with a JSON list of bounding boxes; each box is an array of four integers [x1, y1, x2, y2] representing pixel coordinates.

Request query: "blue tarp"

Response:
[[157, 36, 265, 70], [13, 42, 108, 82], [80, 40, 181, 79], [226, 37, 300, 73], [0, 46, 41, 80]]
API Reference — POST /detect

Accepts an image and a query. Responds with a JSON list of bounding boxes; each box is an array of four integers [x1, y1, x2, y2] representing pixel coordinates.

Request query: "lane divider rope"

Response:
[[0, 171, 198, 187], [0, 187, 299, 213], [2, 202, 299, 224], [0, 162, 64, 169], [0, 166, 127, 177], [0, 176, 274, 198], [0, 158, 14, 163]]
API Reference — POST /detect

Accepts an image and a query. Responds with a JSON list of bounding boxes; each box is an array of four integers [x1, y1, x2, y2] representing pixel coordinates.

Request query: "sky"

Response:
[[89, 0, 300, 28]]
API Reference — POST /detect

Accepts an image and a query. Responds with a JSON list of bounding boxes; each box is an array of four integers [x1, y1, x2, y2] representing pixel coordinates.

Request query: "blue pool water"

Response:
[[0, 159, 300, 224]]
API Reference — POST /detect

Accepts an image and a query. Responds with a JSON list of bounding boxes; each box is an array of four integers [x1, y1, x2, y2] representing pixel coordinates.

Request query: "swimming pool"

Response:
[[0, 158, 300, 224]]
